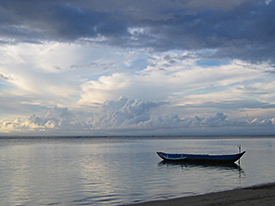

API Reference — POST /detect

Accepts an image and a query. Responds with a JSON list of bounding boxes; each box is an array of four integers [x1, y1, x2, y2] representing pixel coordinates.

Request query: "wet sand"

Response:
[[125, 182, 275, 206]]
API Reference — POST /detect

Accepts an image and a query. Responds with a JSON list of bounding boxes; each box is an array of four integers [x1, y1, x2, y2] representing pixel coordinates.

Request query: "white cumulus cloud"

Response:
[[1, 97, 275, 135]]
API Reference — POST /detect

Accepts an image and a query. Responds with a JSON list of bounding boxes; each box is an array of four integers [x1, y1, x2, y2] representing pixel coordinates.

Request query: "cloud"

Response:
[[0, 1, 129, 43], [91, 97, 167, 128], [1, 97, 275, 135], [0, 97, 166, 134], [1, 41, 274, 133], [1, 0, 275, 63], [0, 107, 83, 134], [0, 42, 148, 101], [1, 1, 275, 136], [0, 73, 10, 80], [151, 112, 233, 129], [78, 54, 272, 106]]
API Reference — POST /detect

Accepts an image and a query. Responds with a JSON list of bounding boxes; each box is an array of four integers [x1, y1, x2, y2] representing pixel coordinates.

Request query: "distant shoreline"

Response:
[[1, 134, 275, 139], [124, 182, 275, 206]]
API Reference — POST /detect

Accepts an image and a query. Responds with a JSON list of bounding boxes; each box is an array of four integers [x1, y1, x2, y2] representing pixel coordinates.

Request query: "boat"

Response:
[[157, 151, 245, 163]]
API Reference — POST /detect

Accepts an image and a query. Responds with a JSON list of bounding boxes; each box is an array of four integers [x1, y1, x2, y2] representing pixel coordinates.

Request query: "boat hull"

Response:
[[157, 151, 245, 163]]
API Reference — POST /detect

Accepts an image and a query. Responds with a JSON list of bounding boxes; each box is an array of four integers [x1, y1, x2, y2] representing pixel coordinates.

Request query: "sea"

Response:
[[1, 136, 275, 206]]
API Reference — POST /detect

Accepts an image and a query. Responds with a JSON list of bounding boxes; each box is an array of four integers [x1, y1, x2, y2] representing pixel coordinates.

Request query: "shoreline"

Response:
[[125, 182, 275, 206]]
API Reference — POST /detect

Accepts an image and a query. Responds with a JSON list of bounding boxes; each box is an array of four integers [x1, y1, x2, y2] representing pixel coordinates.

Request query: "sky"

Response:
[[1, 0, 275, 136]]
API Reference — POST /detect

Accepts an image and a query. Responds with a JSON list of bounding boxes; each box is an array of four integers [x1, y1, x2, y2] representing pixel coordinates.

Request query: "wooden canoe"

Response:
[[157, 151, 245, 163]]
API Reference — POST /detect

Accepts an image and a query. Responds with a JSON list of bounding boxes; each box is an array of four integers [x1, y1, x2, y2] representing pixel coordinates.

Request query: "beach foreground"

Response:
[[125, 182, 275, 206]]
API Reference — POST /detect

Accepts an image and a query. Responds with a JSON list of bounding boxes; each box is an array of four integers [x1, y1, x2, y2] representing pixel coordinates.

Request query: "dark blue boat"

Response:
[[157, 151, 245, 163]]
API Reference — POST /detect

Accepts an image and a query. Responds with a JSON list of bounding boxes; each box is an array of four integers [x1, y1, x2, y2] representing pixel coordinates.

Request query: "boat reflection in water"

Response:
[[159, 160, 240, 169], [158, 160, 245, 178]]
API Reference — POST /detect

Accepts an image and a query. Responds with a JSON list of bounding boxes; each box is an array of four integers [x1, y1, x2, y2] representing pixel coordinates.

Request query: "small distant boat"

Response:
[[157, 151, 245, 163]]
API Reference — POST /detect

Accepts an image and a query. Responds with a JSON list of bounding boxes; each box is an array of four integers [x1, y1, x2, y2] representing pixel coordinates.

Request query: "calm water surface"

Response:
[[0, 136, 275, 206]]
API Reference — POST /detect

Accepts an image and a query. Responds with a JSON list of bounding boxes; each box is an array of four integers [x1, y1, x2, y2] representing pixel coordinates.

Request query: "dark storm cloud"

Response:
[[0, 0, 129, 42], [1, 0, 275, 62]]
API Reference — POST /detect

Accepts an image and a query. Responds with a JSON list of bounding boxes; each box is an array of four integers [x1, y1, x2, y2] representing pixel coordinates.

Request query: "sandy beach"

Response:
[[125, 182, 275, 206]]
